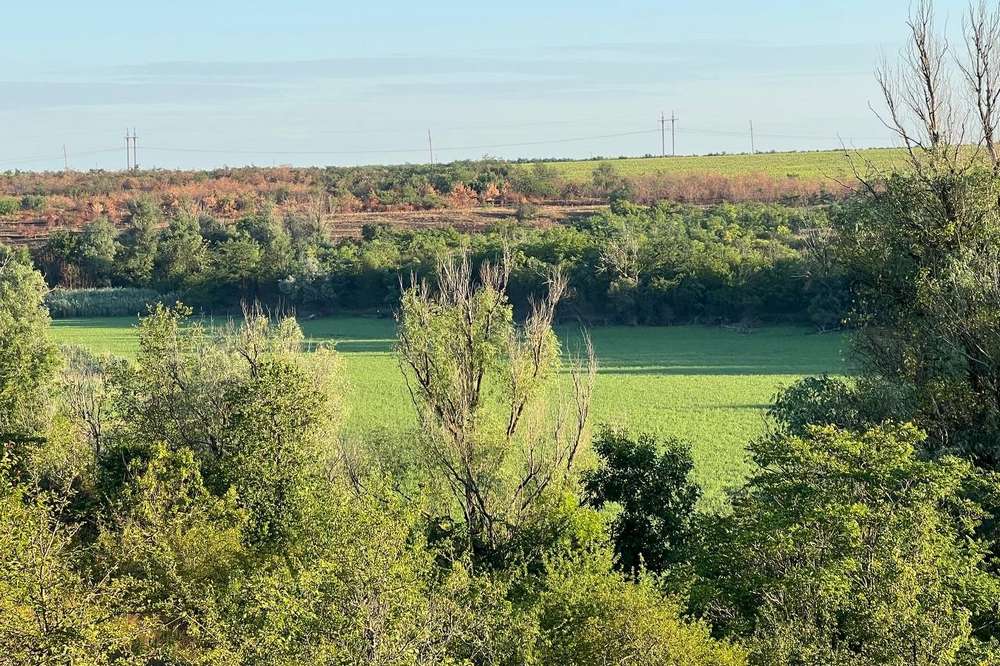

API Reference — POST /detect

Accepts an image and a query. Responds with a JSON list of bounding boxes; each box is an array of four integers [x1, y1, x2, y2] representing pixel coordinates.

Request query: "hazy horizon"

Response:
[[2, 0, 969, 171]]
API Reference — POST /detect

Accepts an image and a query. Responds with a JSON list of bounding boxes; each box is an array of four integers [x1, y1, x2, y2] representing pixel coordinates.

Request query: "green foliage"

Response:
[[94, 445, 247, 659], [0, 458, 133, 662], [693, 424, 1000, 665], [836, 169, 1000, 467], [77, 217, 118, 285], [108, 304, 342, 553], [49, 317, 850, 505], [29, 200, 840, 327], [584, 427, 701, 574], [0, 246, 60, 440], [536, 550, 747, 666], [768, 374, 916, 438], [18, 194, 46, 211], [0, 196, 18, 215], [396, 255, 592, 564]]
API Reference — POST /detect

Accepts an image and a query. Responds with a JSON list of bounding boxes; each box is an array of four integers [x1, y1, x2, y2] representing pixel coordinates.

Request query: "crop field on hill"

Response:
[[532, 147, 909, 183], [50, 316, 848, 504]]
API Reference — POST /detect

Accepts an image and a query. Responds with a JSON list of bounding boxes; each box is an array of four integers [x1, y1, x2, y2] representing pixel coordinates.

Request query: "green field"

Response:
[[50, 316, 848, 504], [531, 147, 908, 183]]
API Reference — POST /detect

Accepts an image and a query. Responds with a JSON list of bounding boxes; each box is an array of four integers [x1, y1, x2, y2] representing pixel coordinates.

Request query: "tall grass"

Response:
[[45, 287, 178, 318]]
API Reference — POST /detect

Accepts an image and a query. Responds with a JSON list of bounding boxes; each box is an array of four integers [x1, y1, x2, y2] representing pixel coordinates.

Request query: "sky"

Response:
[[0, 0, 976, 171]]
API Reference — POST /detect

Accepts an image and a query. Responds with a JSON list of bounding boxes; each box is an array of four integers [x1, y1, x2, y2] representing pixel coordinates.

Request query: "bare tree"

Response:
[[875, 0, 967, 178], [873, 0, 1000, 179], [960, 0, 1000, 169]]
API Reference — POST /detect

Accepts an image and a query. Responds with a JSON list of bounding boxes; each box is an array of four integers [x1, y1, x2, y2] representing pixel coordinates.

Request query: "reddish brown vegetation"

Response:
[[0, 164, 852, 246]]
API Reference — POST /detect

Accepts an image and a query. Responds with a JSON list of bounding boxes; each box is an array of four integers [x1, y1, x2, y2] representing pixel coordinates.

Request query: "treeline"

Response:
[[32, 198, 845, 328], [4, 144, 1000, 663]]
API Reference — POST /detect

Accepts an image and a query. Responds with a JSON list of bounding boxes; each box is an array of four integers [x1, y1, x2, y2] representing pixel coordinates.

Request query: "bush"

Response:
[[0, 196, 18, 215], [515, 202, 541, 221], [19, 194, 46, 211], [45, 287, 177, 318]]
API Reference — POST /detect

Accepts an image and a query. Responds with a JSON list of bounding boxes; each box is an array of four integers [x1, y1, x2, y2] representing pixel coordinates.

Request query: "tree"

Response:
[[584, 427, 701, 575], [838, 1, 1000, 467], [154, 213, 207, 291], [693, 424, 1000, 665], [107, 304, 342, 554], [0, 458, 133, 662], [535, 550, 746, 666], [115, 199, 161, 287], [76, 217, 118, 286], [93, 445, 246, 661], [396, 251, 595, 564], [0, 246, 59, 443]]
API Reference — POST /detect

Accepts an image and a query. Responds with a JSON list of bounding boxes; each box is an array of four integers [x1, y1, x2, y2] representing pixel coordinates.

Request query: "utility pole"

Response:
[[670, 110, 677, 156], [427, 129, 434, 164], [125, 129, 131, 171], [63, 144, 68, 171], [660, 112, 666, 157], [749, 120, 756, 154], [132, 127, 138, 171]]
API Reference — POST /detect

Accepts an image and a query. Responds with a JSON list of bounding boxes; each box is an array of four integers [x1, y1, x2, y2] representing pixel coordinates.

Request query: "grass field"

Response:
[[50, 316, 848, 504], [531, 147, 909, 183]]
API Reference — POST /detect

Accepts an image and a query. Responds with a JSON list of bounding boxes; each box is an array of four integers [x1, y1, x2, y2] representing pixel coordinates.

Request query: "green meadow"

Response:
[[531, 147, 909, 182], [50, 316, 848, 503]]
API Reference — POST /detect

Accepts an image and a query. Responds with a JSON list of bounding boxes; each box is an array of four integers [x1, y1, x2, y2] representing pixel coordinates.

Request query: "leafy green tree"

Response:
[[115, 202, 161, 287], [107, 304, 341, 554], [0, 247, 59, 442], [837, 170, 1000, 467], [0, 458, 133, 662], [768, 374, 916, 438], [93, 444, 246, 661], [584, 427, 701, 574], [35, 229, 80, 287], [237, 209, 294, 283], [76, 217, 118, 286], [154, 213, 208, 291], [693, 423, 1000, 665], [535, 550, 746, 666], [209, 232, 262, 301]]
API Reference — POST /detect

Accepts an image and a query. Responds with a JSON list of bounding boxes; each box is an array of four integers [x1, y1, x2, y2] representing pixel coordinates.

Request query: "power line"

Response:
[[140, 128, 662, 157], [0, 120, 899, 170], [0, 147, 121, 168]]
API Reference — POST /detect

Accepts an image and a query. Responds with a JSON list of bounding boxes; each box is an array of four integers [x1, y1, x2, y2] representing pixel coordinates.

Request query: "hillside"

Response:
[[530, 147, 908, 182], [0, 147, 896, 246]]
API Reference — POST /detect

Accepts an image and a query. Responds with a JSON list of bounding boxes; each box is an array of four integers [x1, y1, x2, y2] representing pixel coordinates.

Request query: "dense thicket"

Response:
[[32, 199, 841, 328]]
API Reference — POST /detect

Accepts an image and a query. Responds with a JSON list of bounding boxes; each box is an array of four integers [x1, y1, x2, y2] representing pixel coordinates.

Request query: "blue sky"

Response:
[[0, 1, 973, 170]]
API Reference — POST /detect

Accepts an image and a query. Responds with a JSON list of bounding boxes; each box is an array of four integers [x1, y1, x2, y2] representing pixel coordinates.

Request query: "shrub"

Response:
[[0, 196, 18, 215], [19, 194, 46, 211], [515, 202, 541, 221]]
